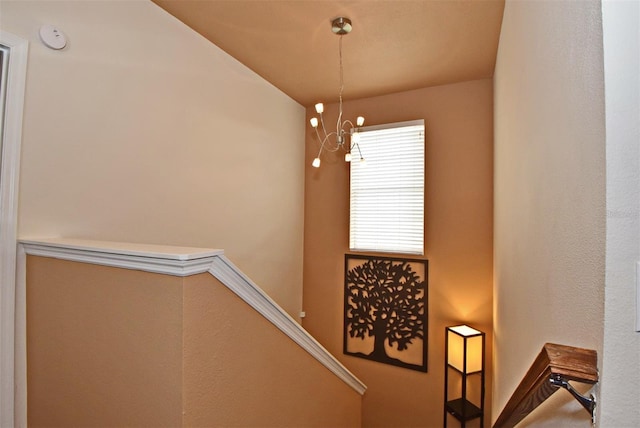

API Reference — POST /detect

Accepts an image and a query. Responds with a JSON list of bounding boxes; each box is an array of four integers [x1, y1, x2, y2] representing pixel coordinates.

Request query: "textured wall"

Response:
[[26, 256, 362, 427], [600, 0, 640, 426], [26, 256, 184, 427], [493, 0, 606, 425], [303, 79, 494, 427], [183, 273, 362, 427], [0, 0, 305, 318]]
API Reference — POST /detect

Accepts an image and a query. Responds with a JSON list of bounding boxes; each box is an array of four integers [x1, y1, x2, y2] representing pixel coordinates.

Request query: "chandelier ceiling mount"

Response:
[[331, 16, 352, 35]]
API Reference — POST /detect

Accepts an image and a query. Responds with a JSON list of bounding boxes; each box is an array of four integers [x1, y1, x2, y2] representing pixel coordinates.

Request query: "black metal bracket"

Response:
[[549, 374, 596, 425]]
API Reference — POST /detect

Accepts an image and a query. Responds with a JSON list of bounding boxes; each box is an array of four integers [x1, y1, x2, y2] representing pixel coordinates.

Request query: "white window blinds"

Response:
[[349, 120, 425, 255]]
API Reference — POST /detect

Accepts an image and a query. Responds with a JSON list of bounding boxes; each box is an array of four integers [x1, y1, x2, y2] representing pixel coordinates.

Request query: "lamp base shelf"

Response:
[[445, 398, 483, 422]]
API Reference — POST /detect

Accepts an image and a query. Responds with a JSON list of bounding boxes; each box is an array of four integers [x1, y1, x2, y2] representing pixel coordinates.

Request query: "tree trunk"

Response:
[[370, 316, 388, 359]]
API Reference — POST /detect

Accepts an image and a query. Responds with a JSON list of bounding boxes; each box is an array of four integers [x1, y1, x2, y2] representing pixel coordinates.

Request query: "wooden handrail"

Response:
[[493, 343, 598, 428]]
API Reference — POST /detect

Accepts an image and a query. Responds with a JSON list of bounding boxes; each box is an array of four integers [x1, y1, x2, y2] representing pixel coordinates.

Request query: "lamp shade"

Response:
[[447, 325, 484, 374]]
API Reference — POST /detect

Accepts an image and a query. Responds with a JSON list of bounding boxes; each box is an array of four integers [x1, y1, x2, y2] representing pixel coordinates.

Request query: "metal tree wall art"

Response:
[[344, 254, 428, 372]]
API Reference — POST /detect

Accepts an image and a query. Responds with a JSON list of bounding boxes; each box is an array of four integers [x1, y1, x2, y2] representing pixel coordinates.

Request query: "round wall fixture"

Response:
[[39, 25, 67, 50]]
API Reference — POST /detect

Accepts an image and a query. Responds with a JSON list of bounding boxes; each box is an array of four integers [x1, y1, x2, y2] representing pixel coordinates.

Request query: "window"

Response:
[[349, 120, 425, 255]]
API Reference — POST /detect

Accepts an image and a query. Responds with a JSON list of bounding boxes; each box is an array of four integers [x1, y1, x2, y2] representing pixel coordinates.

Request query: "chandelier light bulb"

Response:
[[315, 103, 324, 114], [312, 157, 321, 168], [310, 117, 319, 128], [345, 153, 352, 162], [356, 116, 365, 127]]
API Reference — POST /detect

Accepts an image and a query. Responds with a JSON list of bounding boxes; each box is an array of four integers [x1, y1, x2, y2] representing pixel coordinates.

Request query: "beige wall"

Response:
[[1, 0, 305, 317], [26, 255, 362, 427], [493, 0, 605, 425], [600, 0, 640, 426], [183, 273, 362, 427], [26, 256, 184, 426], [303, 79, 494, 427]]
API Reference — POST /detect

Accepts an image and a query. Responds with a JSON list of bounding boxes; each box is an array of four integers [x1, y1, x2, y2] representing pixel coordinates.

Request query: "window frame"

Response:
[[348, 119, 425, 255]]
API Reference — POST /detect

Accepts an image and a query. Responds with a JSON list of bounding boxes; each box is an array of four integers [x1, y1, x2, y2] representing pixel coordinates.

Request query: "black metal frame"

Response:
[[343, 254, 428, 372]]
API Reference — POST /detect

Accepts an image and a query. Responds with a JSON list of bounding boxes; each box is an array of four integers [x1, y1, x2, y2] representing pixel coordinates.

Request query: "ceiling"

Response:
[[151, 0, 505, 107]]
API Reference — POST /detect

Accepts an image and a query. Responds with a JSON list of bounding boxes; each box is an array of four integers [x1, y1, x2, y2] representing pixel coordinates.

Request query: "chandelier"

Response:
[[309, 17, 365, 168]]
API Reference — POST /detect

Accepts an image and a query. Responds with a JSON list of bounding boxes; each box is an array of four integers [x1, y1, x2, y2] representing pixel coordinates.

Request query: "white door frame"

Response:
[[0, 30, 28, 428]]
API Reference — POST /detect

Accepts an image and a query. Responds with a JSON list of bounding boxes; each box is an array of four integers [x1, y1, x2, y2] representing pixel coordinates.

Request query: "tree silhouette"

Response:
[[345, 257, 426, 369]]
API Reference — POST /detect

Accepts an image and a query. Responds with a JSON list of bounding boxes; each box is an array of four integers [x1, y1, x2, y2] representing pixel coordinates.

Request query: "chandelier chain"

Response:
[[338, 34, 344, 137]]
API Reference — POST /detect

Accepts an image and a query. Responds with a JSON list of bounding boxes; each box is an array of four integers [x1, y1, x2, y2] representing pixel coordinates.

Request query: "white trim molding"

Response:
[[19, 238, 223, 277], [0, 30, 28, 428], [18, 238, 367, 397]]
